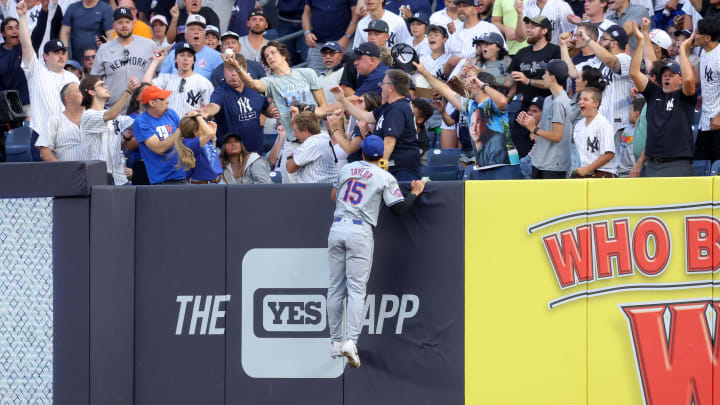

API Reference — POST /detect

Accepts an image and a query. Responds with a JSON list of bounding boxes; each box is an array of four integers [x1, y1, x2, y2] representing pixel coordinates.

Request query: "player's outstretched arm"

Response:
[[389, 179, 427, 215]]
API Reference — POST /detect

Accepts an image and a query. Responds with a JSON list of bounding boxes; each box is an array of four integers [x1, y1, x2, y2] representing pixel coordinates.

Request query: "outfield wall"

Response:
[[0, 164, 717, 405]]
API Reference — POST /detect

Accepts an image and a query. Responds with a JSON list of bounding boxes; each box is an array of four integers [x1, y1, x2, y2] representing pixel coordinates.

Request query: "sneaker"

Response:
[[330, 340, 342, 359], [342, 340, 361, 368]]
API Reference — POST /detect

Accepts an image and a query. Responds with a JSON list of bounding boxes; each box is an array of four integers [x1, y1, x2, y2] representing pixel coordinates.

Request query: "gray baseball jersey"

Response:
[[332, 160, 404, 227], [91, 36, 157, 106]]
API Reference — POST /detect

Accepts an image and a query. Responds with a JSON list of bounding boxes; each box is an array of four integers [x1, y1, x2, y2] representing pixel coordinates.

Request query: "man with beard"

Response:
[[477, 0, 496, 22], [238, 8, 268, 64], [630, 23, 696, 177], [110, 0, 151, 39], [518, 0, 574, 45], [507, 15, 560, 158], [0, 17, 30, 108], [317, 41, 346, 105], [161, 14, 222, 79], [446, 0, 503, 67], [353, 0, 412, 49], [91, 7, 156, 105]]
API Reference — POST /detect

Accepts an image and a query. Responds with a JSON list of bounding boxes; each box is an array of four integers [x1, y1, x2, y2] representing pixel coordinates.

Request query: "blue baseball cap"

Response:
[[321, 41, 343, 53], [407, 12, 429, 25], [661, 60, 681, 75], [361, 135, 384, 158], [64, 60, 83, 71]]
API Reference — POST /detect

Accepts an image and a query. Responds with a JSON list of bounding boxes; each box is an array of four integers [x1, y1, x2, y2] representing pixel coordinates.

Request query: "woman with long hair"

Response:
[[328, 91, 382, 164], [219, 132, 271, 184], [124, 82, 152, 184], [174, 113, 220, 182]]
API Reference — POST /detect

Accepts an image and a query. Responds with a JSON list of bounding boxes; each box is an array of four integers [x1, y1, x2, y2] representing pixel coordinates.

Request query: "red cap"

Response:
[[140, 85, 172, 104]]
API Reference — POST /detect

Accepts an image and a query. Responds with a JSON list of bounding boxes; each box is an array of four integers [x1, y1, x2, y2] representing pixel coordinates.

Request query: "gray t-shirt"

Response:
[[238, 35, 267, 63], [532, 91, 573, 172], [607, 4, 649, 51], [261, 68, 321, 141], [91, 36, 157, 106]]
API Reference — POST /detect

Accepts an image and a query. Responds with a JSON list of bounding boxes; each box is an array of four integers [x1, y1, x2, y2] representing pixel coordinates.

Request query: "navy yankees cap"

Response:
[[660, 60, 681, 75], [43, 39, 66, 54], [249, 8, 267, 20], [364, 19, 389, 33], [539, 59, 569, 79], [321, 41, 343, 53], [177, 42, 196, 55], [473, 32, 505, 48], [529, 96, 545, 109], [220, 31, 240, 41], [455, 0, 478, 5], [407, 12, 429, 25], [354, 42, 381, 57], [113, 7, 133, 21], [604, 25, 628, 48], [427, 24, 448, 38], [361, 135, 384, 158]]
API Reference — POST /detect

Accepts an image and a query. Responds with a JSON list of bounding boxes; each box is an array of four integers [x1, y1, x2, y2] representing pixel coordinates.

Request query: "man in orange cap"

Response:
[[132, 85, 196, 184]]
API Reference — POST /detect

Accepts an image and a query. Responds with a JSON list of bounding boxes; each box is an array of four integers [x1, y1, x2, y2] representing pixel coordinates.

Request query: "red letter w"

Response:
[[623, 301, 720, 405], [543, 225, 592, 288]]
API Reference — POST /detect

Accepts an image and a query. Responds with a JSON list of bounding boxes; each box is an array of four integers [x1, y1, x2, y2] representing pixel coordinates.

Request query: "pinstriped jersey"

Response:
[[599, 52, 633, 131], [446, 21, 503, 59], [699, 45, 720, 131], [523, 0, 575, 45], [333, 161, 404, 227]]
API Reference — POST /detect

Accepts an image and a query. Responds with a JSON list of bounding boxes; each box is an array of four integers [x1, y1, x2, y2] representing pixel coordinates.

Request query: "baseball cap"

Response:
[[176, 42, 196, 55], [427, 24, 449, 38], [539, 59, 569, 79], [649, 29, 672, 50], [674, 29, 692, 39], [206, 25, 220, 37], [660, 60, 681, 75], [391, 42, 419, 74], [473, 32, 506, 48], [354, 42, 381, 57], [249, 8, 267, 20], [361, 135, 384, 158], [221, 31, 240, 41], [140, 85, 172, 104], [455, 0, 479, 5], [604, 25, 628, 48], [523, 15, 551, 30], [64, 60, 83, 71], [116, 115, 135, 135], [150, 14, 168, 26], [407, 12, 429, 25], [186, 14, 206, 28], [43, 39, 66, 54], [529, 96, 545, 109], [113, 7, 133, 21], [364, 19, 389, 33], [321, 41, 343, 53], [222, 132, 242, 144]]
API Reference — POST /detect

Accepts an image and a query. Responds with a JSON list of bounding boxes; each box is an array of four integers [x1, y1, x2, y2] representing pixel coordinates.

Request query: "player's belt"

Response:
[[334, 217, 363, 225]]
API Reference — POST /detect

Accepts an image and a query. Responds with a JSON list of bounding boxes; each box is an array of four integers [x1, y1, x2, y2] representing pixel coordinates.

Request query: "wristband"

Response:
[[304, 30, 312, 36], [527, 78, 531, 86], [533, 127, 539, 135], [481, 83, 488, 91], [586, 37, 591, 44], [124, 89, 132, 95], [344, 33, 352, 39]]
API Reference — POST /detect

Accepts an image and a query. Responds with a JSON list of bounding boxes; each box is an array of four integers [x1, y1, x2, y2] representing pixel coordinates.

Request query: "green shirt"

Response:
[[633, 104, 647, 160], [492, 0, 528, 55]]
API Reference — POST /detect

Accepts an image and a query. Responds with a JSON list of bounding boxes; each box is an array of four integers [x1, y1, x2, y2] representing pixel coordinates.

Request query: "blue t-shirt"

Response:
[[0, 45, 29, 105], [132, 109, 192, 184], [227, 0, 255, 36], [161, 45, 223, 80], [62, 1, 113, 60], [372, 98, 420, 176], [186, 140, 222, 180], [210, 59, 265, 88], [304, 0, 357, 43], [354, 62, 388, 96], [210, 82, 269, 153], [124, 111, 143, 168]]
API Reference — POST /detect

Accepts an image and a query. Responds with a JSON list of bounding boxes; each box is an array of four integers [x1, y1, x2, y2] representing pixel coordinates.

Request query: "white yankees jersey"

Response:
[[353, 10, 413, 49], [293, 132, 339, 184], [23, 58, 79, 142], [152, 73, 214, 117], [419, 52, 452, 81], [573, 112, 617, 174], [699, 45, 720, 131], [80, 109, 127, 185], [35, 114, 83, 161], [413, 37, 431, 58], [682, 0, 702, 31], [429, 7, 464, 31], [446, 21, 503, 58], [575, 19, 615, 36], [524, 0, 575, 45], [598, 52, 633, 132], [332, 160, 404, 227]]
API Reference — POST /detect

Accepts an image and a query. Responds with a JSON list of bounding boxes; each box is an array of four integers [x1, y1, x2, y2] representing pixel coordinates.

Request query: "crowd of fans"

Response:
[[0, 0, 718, 183]]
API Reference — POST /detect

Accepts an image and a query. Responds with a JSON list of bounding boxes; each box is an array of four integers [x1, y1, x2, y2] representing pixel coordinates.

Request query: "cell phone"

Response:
[[154, 51, 163, 58], [98, 35, 107, 44]]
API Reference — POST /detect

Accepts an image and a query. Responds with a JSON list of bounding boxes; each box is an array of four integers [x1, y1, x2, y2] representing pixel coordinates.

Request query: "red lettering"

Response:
[[623, 302, 720, 405], [543, 225, 592, 288], [633, 218, 671, 276], [593, 219, 632, 278], [686, 216, 720, 272]]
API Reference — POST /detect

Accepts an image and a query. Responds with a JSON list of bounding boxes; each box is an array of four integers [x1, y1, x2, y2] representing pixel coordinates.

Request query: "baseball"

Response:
[[224, 49, 234, 58]]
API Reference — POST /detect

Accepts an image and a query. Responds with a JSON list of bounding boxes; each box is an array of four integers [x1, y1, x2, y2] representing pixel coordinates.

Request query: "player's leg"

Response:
[[327, 225, 348, 357], [342, 227, 374, 367]]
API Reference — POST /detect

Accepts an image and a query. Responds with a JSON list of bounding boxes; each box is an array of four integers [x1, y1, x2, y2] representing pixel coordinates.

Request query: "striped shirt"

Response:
[[413, 37, 431, 58], [524, 0, 575, 45], [573, 113, 617, 174], [35, 113, 84, 161], [152, 73, 214, 117], [699, 45, 720, 131], [599, 52, 633, 132], [429, 8, 464, 31], [353, 10, 413, 49], [80, 109, 127, 185], [446, 21, 503, 59], [293, 132, 339, 184], [419, 52, 452, 128], [23, 58, 79, 142]]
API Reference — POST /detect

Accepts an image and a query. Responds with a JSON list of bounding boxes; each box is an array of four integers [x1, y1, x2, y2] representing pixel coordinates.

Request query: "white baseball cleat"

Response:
[[330, 340, 342, 359], [342, 340, 361, 368]]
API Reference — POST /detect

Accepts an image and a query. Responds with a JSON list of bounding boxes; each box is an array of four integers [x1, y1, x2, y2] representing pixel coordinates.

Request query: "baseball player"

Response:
[[327, 135, 426, 368]]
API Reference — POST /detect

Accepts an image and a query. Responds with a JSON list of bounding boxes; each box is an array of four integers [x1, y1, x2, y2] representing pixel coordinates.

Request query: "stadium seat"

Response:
[[692, 109, 701, 144], [269, 170, 282, 184], [693, 160, 711, 176], [710, 160, 720, 176], [427, 148, 461, 166], [263, 133, 278, 154], [5, 126, 40, 162], [421, 165, 460, 181], [464, 164, 523, 180]]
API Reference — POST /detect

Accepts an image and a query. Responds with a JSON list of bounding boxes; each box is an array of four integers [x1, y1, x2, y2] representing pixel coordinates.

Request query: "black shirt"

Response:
[[642, 81, 697, 159], [508, 43, 561, 108], [701, 0, 720, 19], [373, 98, 421, 176], [340, 54, 359, 92], [175, 8, 221, 43], [0, 45, 29, 105]]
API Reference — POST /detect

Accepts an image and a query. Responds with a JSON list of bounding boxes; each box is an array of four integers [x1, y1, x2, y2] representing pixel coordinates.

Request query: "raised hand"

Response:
[[559, 31, 572, 47], [127, 77, 140, 92], [567, 14, 582, 25], [641, 17, 651, 33], [16, 0, 27, 16], [410, 179, 427, 195], [432, 98, 446, 111], [680, 32, 695, 53], [170, 5, 179, 19], [514, 0, 524, 14], [633, 22, 644, 42], [447, 21, 456, 35]]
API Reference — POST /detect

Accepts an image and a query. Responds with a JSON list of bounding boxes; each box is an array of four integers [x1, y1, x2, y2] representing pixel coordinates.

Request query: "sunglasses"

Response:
[[84, 54, 96, 60]]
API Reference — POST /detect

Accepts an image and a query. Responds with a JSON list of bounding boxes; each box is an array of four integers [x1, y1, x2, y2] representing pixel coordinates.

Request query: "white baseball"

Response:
[[224, 49, 234, 58]]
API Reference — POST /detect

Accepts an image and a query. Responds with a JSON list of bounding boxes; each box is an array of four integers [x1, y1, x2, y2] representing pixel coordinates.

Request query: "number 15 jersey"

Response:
[[333, 161, 405, 227]]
